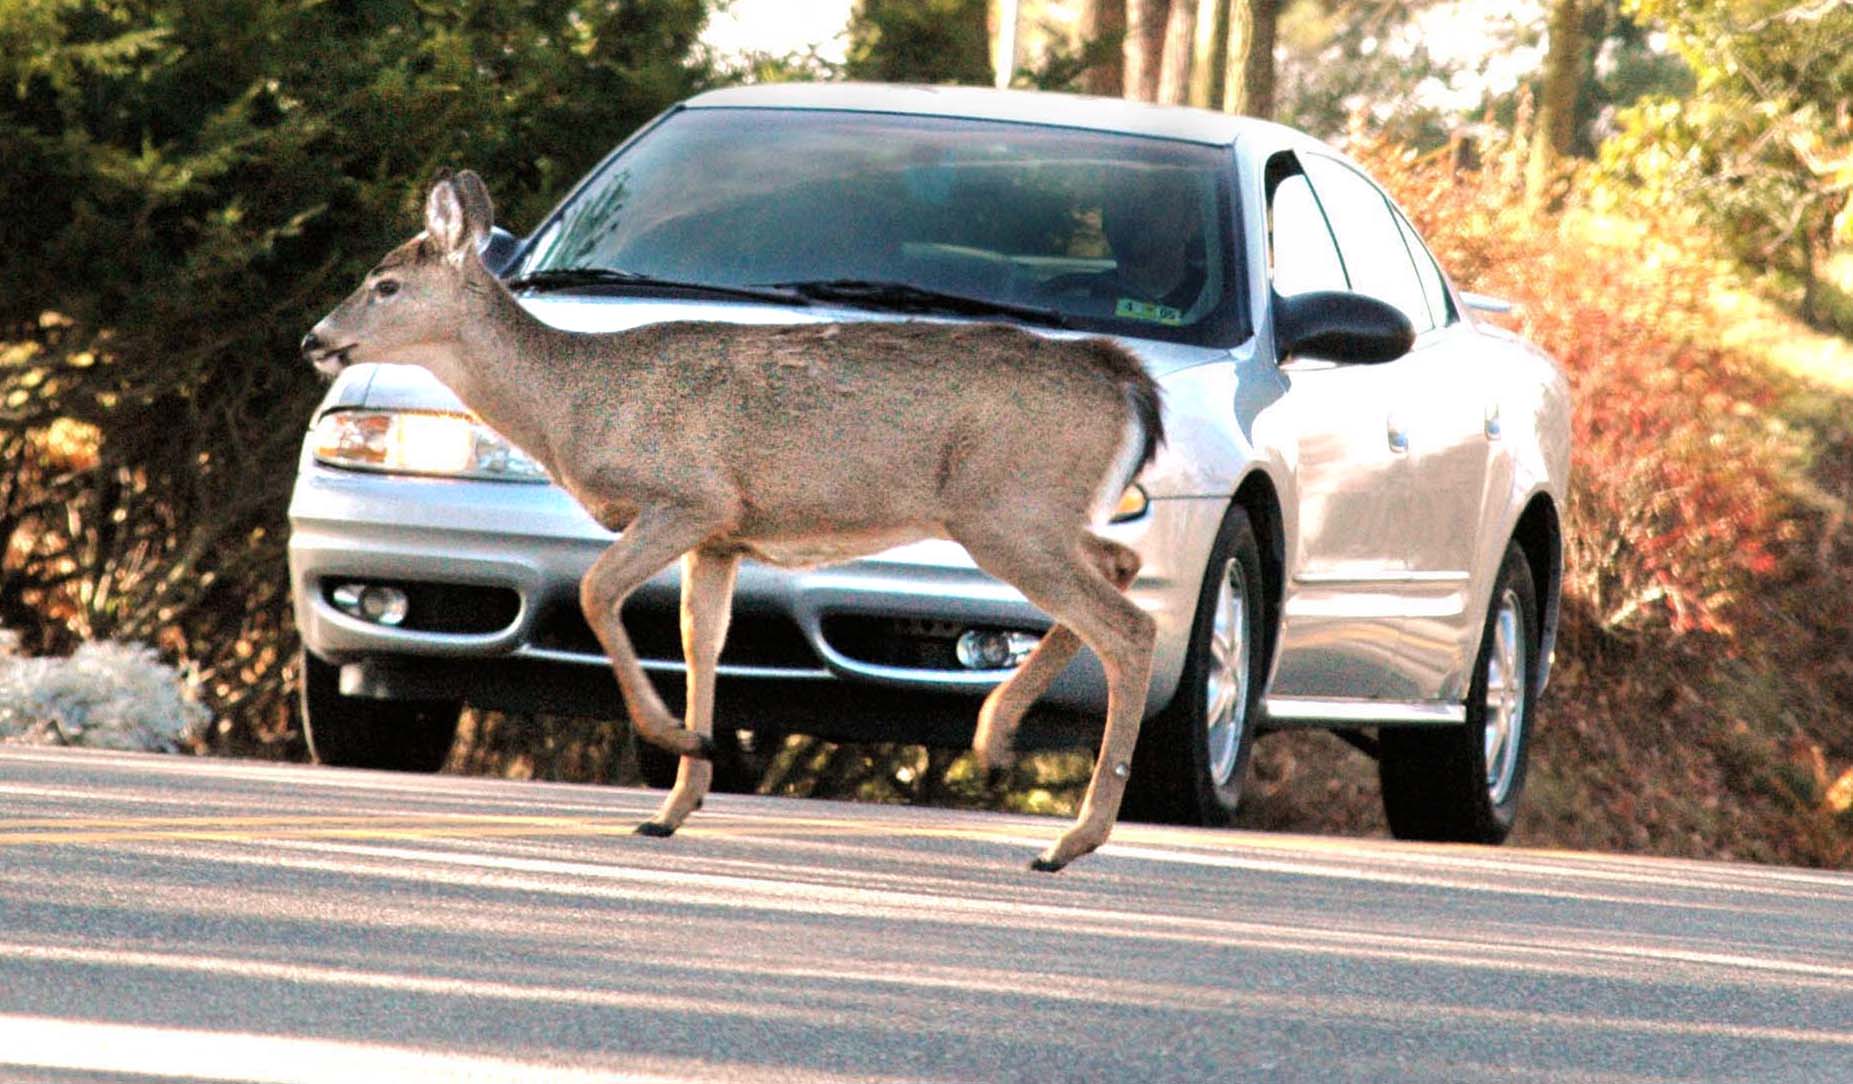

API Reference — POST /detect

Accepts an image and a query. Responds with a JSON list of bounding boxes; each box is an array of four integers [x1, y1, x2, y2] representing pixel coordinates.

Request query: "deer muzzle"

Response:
[[300, 330, 353, 377]]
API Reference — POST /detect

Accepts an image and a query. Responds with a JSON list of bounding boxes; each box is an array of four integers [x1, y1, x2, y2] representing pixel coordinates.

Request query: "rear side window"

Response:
[[1394, 208, 1455, 328], [1301, 155, 1434, 333]]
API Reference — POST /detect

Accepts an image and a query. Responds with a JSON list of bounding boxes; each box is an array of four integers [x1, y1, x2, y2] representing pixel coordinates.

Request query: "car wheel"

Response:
[[1123, 506, 1267, 826], [299, 650, 461, 772], [1378, 543, 1538, 843]]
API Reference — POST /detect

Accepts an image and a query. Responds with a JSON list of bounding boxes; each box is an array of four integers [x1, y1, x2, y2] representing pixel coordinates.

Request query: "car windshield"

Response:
[[517, 107, 1244, 345]]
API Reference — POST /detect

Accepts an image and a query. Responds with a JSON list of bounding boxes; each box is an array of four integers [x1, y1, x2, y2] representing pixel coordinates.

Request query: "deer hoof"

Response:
[[633, 820, 677, 838], [1028, 853, 1069, 873], [985, 766, 1011, 792]]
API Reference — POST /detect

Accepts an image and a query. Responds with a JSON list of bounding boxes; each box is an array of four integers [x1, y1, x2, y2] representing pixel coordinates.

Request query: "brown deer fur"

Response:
[[304, 171, 1164, 871]]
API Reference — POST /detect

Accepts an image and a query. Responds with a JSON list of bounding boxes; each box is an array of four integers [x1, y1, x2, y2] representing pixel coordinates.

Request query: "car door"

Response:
[[1301, 154, 1493, 700], [1260, 156, 1417, 701], [1384, 204, 1502, 697]]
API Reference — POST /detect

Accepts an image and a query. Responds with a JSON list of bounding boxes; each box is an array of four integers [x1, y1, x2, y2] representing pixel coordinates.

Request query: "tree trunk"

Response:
[[1078, 0, 1126, 96], [1799, 227, 1822, 327], [1188, 0, 1228, 108], [1527, 0, 1584, 204], [1221, 0, 1278, 119], [994, 0, 1020, 88], [1156, 0, 1197, 104], [1123, 0, 1168, 101]]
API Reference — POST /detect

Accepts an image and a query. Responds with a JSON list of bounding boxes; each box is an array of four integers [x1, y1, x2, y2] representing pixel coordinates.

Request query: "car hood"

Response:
[[320, 295, 1234, 414]]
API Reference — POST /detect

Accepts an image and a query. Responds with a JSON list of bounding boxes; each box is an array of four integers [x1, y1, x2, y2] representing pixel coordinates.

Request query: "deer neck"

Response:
[[427, 280, 581, 475]]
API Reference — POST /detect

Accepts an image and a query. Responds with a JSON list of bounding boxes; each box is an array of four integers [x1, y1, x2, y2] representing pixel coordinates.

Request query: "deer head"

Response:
[[301, 170, 497, 377]]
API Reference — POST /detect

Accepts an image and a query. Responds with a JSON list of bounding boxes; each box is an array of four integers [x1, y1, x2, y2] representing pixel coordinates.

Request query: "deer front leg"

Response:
[[580, 509, 724, 764], [636, 546, 740, 838], [973, 626, 1081, 783]]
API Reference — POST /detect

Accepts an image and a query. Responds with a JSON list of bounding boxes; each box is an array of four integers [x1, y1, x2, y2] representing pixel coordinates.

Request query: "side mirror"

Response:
[[1273, 290, 1415, 365], [479, 226, 522, 277]]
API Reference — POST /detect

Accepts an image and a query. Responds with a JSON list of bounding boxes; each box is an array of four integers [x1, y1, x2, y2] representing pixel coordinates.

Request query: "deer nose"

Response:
[[300, 331, 323, 358]]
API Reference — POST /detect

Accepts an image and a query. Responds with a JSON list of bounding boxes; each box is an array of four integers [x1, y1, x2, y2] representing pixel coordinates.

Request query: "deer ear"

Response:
[[424, 176, 470, 260], [452, 170, 495, 240]]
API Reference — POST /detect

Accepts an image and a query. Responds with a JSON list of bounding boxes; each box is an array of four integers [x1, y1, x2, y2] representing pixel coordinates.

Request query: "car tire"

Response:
[[1122, 505, 1267, 826], [299, 650, 461, 773], [1378, 542, 1538, 844]]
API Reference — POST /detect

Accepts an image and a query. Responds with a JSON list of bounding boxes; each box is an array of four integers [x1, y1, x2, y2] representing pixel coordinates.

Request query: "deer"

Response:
[[301, 171, 1163, 871]]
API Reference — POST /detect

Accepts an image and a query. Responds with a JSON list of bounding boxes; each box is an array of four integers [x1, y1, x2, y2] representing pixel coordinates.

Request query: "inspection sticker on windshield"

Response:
[[1115, 298, 1184, 325]]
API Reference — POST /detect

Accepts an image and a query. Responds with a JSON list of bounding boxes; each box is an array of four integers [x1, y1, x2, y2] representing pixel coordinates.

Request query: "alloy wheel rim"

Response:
[[1483, 588, 1527, 806], [1204, 558, 1250, 787]]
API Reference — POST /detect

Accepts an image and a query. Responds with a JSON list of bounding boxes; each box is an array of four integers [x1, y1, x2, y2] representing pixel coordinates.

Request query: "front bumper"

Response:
[[287, 461, 1220, 743]]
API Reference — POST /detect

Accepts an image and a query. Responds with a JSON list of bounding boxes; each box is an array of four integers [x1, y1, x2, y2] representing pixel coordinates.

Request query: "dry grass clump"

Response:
[[0, 628, 209, 752]]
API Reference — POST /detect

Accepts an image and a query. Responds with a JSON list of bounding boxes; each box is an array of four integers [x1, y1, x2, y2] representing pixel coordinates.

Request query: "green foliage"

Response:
[[0, 0, 716, 747], [844, 0, 991, 85], [1607, 0, 1853, 324], [838, 0, 1115, 94], [1274, 2, 1691, 152], [1274, 0, 1455, 145], [1010, 17, 1123, 93]]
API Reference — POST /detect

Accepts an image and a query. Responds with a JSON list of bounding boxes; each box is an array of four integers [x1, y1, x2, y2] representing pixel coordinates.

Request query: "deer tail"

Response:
[[1084, 339, 1165, 523]]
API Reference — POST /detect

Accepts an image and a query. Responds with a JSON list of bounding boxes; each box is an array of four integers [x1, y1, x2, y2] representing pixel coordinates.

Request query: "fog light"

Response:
[[955, 629, 1041, 670], [330, 583, 409, 627]]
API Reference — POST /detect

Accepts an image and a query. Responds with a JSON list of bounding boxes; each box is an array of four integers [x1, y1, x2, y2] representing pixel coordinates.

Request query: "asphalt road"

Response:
[[1, 746, 1849, 1083]]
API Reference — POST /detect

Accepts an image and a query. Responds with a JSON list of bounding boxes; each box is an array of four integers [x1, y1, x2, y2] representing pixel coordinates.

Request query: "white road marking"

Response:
[[224, 839, 1853, 989], [0, 1013, 682, 1084]]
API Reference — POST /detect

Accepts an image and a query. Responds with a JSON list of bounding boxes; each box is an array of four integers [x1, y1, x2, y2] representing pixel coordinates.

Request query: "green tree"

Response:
[[0, 0, 716, 746], [1610, 0, 1853, 325], [844, 0, 992, 85], [1270, 1, 1467, 140]]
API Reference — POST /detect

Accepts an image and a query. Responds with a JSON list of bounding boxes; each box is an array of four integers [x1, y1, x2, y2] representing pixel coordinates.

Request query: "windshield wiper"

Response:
[[504, 267, 809, 307], [763, 279, 1076, 330]]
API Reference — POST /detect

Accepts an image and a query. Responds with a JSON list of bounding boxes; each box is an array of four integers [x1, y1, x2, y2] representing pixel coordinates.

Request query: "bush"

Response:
[[1336, 127, 1853, 867], [0, 1, 719, 754]]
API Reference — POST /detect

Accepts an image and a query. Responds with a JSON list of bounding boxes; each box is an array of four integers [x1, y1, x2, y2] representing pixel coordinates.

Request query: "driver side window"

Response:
[[1267, 164, 1348, 298]]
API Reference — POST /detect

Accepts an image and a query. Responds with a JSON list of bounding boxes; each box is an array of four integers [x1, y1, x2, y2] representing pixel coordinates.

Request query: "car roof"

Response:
[[684, 82, 1301, 148]]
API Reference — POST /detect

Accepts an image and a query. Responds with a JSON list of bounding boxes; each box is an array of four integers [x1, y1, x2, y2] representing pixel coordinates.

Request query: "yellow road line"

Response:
[[0, 812, 1046, 848], [0, 809, 1341, 851], [1, 814, 626, 832]]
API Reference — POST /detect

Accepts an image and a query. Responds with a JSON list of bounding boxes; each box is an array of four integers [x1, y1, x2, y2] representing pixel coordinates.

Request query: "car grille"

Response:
[[529, 600, 820, 670], [820, 615, 970, 670]]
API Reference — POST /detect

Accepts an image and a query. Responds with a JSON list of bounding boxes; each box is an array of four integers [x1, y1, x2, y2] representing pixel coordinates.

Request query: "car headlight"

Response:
[[310, 409, 549, 482], [1109, 483, 1150, 523]]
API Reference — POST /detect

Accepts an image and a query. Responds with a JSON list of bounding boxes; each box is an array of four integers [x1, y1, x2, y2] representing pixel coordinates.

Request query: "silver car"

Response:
[[288, 83, 1570, 842]]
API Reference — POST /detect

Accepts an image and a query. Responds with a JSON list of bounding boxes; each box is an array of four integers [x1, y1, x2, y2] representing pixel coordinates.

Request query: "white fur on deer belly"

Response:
[[740, 527, 931, 569]]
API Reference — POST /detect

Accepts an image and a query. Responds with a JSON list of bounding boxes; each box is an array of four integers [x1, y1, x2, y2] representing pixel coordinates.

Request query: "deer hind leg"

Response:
[[580, 508, 723, 763], [636, 546, 740, 838], [971, 537, 1141, 780], [956, 528, 1155, 872]]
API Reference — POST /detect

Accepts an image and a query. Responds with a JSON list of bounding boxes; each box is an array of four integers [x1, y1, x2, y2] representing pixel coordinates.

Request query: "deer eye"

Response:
[[373, 279, 400, 299]]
